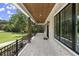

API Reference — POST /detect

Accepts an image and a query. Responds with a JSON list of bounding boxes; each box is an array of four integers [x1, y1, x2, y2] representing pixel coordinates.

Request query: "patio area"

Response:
[[18, 33, 77, 56]]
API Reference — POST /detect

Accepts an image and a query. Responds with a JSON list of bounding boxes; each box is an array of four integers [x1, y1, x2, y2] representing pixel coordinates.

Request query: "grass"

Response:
[[0, 30, 27, 44]]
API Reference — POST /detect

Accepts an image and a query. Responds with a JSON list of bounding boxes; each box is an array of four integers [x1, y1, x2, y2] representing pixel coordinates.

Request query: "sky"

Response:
[[0, 3, 17, 20]]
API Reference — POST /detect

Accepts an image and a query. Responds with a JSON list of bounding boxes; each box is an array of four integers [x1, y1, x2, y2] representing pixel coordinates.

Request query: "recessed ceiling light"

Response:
[[40, 14, 42, 17]]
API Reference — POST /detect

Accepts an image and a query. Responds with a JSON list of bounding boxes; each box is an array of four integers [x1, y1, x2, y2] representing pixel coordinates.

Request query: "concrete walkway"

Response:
[[18, 33, 77, 56]]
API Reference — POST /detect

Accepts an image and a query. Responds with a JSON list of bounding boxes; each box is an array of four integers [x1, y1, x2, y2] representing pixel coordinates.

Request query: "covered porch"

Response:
[[13, 3, 78, 56], [0, 3, 78, 56]]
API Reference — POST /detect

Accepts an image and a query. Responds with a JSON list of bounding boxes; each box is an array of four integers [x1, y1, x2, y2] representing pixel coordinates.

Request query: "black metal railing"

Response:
[[0, 34, 31, 56]]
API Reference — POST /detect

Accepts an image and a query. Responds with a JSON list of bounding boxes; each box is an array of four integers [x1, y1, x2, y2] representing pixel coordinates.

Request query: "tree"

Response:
[[0, 20, 8, 30], [4, 10, 28, 33], [32, 24, 45, 33]]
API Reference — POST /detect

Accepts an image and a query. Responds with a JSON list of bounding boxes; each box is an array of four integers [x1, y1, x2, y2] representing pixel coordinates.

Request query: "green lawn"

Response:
[[0, 30, 26, 44]]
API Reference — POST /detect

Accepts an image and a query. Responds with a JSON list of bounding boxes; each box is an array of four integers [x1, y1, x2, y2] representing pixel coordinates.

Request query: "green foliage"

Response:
[[0, 10, 45, 34], [0, 20, 8, 30], [4, 11, 28, 33], [32, 25, 45, 33]]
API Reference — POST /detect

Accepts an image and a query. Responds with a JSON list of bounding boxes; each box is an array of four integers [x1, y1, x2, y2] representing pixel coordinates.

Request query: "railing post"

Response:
[[16, 40, 18, 56], [0, 49, 2, 56]]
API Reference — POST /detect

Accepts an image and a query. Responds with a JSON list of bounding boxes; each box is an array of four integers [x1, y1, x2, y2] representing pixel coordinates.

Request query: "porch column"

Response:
[[27, 17, 32, 43], [44, 21, 49, 40]]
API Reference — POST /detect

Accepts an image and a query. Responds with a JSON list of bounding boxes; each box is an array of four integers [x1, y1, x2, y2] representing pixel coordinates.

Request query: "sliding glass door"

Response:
[[76, 4, 79, 53], [54, 4, 79, 54], [59, 4, 73, 48]]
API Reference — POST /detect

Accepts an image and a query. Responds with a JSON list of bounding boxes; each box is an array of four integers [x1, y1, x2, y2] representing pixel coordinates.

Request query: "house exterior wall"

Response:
[[45, 3, 78, 55]]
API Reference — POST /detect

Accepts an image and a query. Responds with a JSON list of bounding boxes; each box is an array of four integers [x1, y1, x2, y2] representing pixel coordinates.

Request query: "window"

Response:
[[54, 4, 73, 49], [76, 4, 79, 53], [64, 4, 72, 40], [54, 4, 79, 54], [61, 4, 72, 48], [60, 10, 65, 38]]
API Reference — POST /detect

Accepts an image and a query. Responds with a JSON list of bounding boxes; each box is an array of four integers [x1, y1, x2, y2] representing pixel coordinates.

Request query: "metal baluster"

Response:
[[11, 44, 13, 56], [0, 49, 2, 56], [16, 40, 18, 56], [6, 46, 8, 56]]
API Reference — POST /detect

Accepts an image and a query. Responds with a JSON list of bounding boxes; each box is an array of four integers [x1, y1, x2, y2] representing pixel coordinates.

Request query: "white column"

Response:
[[44, 23, 48, 38]]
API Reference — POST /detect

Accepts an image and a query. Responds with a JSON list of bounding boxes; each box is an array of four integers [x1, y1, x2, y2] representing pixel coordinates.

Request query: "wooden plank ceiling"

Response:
[[23, 3, 55, 23]]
